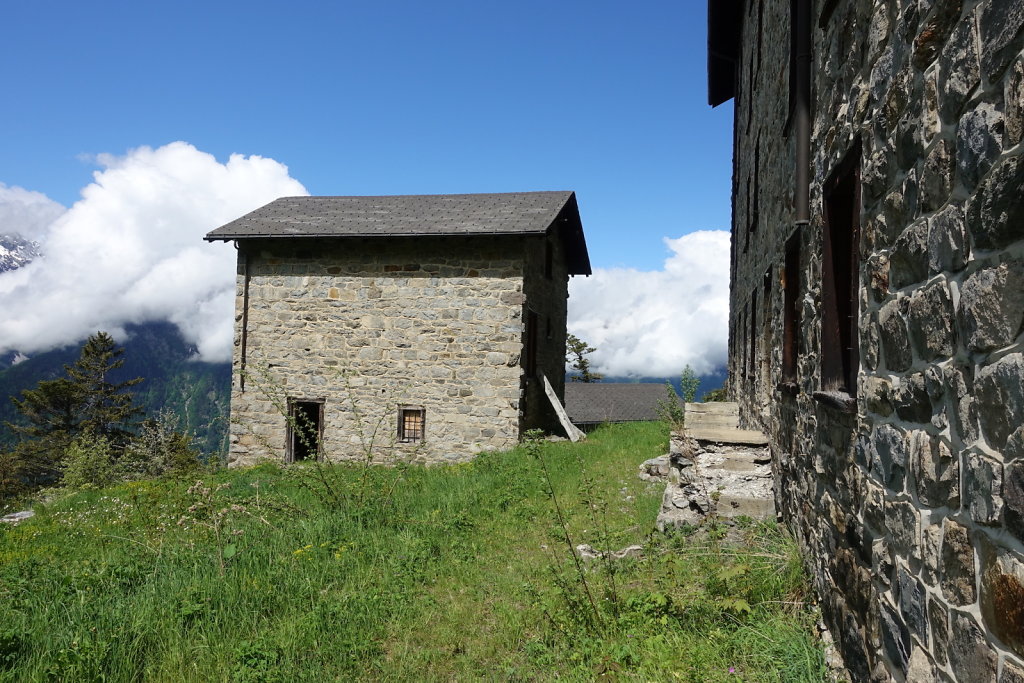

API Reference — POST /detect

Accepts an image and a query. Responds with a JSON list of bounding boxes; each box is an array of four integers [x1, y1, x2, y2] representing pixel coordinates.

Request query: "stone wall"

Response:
[[226, 234, 566, 466], [728, 0, 1024, 679]]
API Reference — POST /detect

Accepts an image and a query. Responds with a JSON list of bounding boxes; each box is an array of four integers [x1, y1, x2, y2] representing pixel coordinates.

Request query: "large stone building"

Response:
[[710, 0, 1023, 680], [205, 191, 590, 466]]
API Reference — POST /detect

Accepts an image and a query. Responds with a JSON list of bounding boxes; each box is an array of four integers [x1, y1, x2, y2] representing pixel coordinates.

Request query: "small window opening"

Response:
[[782, 232, 801, 383], [821, 143, 861, 396], [288, 399, 324, 462], [398, 406, 425, 443]]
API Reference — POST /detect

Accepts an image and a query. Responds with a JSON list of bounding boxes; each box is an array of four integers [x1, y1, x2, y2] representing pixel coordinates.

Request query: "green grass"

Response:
[[0, 422, 826, 681]]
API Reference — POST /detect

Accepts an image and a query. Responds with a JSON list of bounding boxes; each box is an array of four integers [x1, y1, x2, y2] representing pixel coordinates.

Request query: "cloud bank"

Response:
[[0, 183, 66, 241], [0, 142, 307, 362], [568, 230, 730, 378]]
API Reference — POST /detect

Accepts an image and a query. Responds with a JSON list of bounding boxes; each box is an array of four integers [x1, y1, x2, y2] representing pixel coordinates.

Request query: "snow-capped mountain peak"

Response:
[[0, 233, 40, 273]]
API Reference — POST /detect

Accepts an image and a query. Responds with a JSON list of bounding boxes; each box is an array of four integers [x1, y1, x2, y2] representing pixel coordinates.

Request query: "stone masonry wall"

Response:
[[729, 0, 1024, 680], [226, 234, 565, 466]]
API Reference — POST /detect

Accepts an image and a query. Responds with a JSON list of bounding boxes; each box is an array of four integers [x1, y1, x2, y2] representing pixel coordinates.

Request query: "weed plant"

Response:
[[0, 422, 825, 681]]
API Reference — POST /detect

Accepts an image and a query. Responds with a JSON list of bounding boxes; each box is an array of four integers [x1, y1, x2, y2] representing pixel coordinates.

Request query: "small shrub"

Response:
[[61, 434, 116, 490], [679, 365, 701, 403], [119, 410, 202, 478], [656, 382, 685, 428]]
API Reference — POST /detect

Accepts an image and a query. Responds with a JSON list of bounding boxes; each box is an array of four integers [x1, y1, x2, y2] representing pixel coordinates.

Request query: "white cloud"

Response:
[[0, 183, 66, 240], [0, 142, 307, 362], [568, 230, 730, 378]]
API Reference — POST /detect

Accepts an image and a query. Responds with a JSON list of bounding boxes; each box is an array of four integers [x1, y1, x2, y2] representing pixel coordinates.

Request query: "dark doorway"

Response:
[[288, 399, 324, 462]]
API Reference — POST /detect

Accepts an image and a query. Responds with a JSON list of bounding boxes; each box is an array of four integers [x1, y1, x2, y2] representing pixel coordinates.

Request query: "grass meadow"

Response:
[[0, 422, 826, 681]]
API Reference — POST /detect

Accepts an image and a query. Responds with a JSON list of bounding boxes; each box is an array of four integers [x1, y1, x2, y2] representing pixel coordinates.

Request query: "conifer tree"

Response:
[[64, 332, 143, 441], [7, 332, 143, 468], [566, 334, 604, 383]]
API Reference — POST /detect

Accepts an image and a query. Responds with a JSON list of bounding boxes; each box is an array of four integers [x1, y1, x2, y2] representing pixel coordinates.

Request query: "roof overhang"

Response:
[[708, 0, 743, 107], [204, 191, 592, 276]]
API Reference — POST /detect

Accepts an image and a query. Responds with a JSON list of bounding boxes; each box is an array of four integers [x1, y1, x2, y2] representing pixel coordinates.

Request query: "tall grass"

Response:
[[0, 422, 825, 681]]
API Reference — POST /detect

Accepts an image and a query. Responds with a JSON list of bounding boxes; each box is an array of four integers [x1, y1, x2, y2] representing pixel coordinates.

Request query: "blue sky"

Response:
[[0, 1, 735, 376], [1, 0, 732, 271]]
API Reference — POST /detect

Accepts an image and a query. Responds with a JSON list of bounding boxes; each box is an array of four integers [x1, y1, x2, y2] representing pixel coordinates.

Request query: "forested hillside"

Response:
[[0, 322, 230, 455]]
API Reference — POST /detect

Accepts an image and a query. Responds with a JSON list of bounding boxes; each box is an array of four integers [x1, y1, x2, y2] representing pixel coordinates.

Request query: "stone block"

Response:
[[912, 0, 962, 70], [880, 298, 913, 371], [941, 519, 976, 605], [891, 219, 931, 288], [874, 424, 908, 490], [864, 480, 887, 532], [979, 0, 1024, 81], [927, 202, 968, 274], [958, 259, 1024, 353], [950, 611, 998, 682], [1003, 659, 1024, 683], [907, 279, 956, 361], [894, 372, 931, 423], [867, 253, 891, 300], [965, 452, 1004, 525], [979, 539, 1024, 658], [874, 536, 896, 588], [923, 521, 942, 585], [956, 101, 1005, 190], [928, 593, 950, 665], [1005, 460, 1024, 545], [884, 172, 920, 239], [905, 646, 937, 682], [887, 499, 921, 554], [833, 548, 874, 618], [864, 375, 894, 417], [919, 137, 955, 212], [968, 155, 1024, 251], [945, 362, 980, 447], [880, 598, 911, 673], [937, 10, 980, 123], [911, 431, 959, 509], [897, 565, 928, 641], [977, 353, 1024, 451], [1008, 57, 1024, 147], [1009, 427, 1024, 461]]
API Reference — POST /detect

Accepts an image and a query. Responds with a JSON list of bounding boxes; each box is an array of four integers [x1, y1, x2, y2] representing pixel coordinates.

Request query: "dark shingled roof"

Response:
[[564, 383, 682, 425], [205, 191, 591, 275]]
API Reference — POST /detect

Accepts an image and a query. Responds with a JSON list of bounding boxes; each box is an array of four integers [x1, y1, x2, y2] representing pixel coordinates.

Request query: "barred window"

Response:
[[398, 407, 425, 443]]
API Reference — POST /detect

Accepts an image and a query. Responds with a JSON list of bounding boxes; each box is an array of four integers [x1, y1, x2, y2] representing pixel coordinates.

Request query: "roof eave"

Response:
[[707, 0, 743, 107]]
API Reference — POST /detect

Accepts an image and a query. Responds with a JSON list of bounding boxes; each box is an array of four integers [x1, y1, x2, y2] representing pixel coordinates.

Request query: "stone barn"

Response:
[[205, 191, 590, 466], [710, 0, 1024, 680]]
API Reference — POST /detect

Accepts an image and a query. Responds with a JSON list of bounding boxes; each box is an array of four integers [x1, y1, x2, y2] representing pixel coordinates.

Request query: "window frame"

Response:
[[820, 143, 862, 397], [782, 232, 802, 385], [397, 405, 426, 444]]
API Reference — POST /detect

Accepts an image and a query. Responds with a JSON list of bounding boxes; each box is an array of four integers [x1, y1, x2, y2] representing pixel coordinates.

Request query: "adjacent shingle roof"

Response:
[[564, 383, 682, 425], [205, 191, 591, 275]]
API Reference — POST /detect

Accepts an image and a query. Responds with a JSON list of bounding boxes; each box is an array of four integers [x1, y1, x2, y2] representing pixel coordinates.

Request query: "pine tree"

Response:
[[6, 332, 143, 475], [566, 334, 604, 383], [64, 332, 143, 441]]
